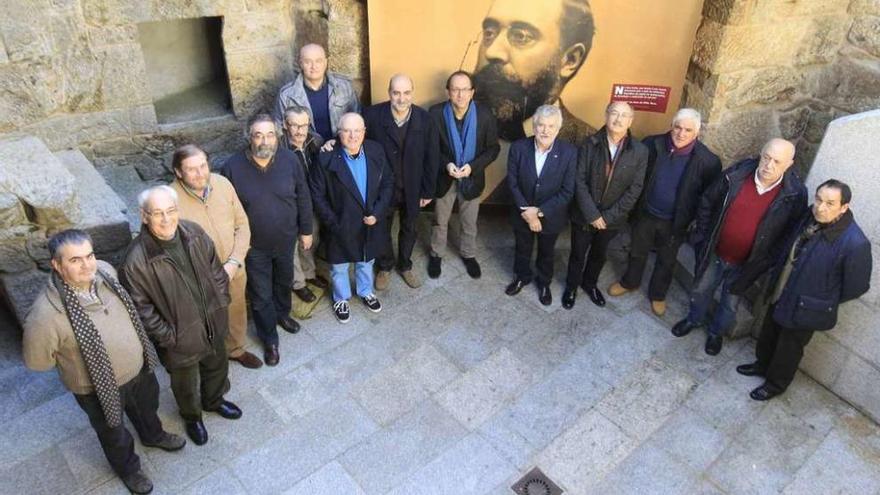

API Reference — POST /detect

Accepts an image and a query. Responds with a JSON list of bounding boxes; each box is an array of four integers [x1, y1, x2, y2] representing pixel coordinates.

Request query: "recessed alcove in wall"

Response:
[[137, 17, 233, 124]]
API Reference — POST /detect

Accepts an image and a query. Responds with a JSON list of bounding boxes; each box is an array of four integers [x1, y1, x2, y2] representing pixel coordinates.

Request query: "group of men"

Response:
[[21, 41, 871, 494]]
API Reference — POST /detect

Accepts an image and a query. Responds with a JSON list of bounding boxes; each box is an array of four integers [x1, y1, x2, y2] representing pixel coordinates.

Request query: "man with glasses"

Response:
[[310, 113, 393, 323], [428, 70, 500, 280], [563, 101, 648, 310], [121, 186, 242, 446], [221, 114, 314, 366]]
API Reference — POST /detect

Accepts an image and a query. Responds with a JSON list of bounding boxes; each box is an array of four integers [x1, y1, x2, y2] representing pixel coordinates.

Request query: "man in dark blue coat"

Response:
[[363, 74, 440, 290], [311, 113, 394, 323], [737, 179, 872, 401], [505, 105, 576, 306]]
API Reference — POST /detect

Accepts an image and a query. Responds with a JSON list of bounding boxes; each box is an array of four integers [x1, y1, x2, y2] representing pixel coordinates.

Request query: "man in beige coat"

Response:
[[23, 230, 185, 495], [170, 144, 262, 369]]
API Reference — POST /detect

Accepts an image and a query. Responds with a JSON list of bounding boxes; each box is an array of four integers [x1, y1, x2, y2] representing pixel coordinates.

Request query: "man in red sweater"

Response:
[[671, 138, 807, 355]]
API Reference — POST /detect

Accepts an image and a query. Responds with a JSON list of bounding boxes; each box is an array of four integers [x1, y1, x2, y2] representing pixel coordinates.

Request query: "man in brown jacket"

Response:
[[120, 185, 242, 446], [24, 229, 185, 495], [170, 144, 262, 369]]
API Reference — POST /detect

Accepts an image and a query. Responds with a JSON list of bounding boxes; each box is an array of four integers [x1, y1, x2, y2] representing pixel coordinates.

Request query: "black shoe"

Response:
[[278, 316, 301, 334], [293, 286, 316, 303], [462, 257, 482, 279], [749, 384, 782, 401], [361, 294, 382, 313], [562, 288, 576, 309], [736, 362, 766, 377], [333, 300, 351, 323], [538, 286, 552, 306], [705, 334, 723, 356], [428, 255, 442, 279], [307, 275, 329, 289], [142, 431, 186, 452], [264, 344, 279, 366], [208, 400, 242, 420], [185, 420, 208, 446], [121, 470, 153, 494], [586, 287, 605, 307], [671, 319, 698, 337], [505, 278, 529, 296]]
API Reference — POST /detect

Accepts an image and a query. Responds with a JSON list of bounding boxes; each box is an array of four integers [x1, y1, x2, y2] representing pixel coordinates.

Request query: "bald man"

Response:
[[310, 113, 394, 323], [672, 138, 807, 356], [363, 74, 440, 289], [274, 43, 361, 141]]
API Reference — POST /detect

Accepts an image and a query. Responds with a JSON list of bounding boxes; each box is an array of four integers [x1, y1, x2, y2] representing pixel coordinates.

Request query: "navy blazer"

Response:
[[310, 139, 394, 264], [507, 137, 577, 235]]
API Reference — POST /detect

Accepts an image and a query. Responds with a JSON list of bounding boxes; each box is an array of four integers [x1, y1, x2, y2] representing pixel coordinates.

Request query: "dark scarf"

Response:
[[52, 269, 160, 428], [443, 101, 477, 167]]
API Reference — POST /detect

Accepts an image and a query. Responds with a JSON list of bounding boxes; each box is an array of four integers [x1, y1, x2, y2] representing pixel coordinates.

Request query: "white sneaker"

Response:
[[333, 300, 351, 323]]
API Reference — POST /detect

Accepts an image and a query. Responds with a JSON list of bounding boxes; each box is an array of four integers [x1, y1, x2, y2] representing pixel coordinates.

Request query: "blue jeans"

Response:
[[330, 260, 375, 302], [686, 254, 742, 336]]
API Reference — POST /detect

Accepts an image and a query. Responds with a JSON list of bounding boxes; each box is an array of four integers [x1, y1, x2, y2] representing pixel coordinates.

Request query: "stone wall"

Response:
[[683, 0, 880, 173]]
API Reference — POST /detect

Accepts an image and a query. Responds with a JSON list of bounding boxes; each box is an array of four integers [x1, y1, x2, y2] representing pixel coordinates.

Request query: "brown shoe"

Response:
[[230, 351, 263, 369], [400, 269, 422, 288], [264, 345, 279, 366], [651, 300, 667, 317], [375, 270, 392, 290], [608, 282, 632, 297]]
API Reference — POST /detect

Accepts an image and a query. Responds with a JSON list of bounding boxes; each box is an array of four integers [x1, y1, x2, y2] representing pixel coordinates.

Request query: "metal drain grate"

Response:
[[511, 467, 563, 495]]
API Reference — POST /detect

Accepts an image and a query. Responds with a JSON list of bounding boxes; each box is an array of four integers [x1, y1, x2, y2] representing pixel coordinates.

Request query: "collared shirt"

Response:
[[754, 171, 783, 195], [246, 150, 277, 173], [534, 141, 553, 177], [178, 178, 212, 203], [607, 137, 621, 160], [393, 107, 412, 127]]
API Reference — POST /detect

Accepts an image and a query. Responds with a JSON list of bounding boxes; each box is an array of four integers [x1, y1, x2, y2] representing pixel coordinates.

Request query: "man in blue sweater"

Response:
[[221, 114, 313, 366]]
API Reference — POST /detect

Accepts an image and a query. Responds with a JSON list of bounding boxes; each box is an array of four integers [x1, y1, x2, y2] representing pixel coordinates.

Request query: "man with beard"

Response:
[[428, 70, 500, 279], [473, 0, 596, 144], [363, 74, 440, 289], [221, 114, 314, 366]]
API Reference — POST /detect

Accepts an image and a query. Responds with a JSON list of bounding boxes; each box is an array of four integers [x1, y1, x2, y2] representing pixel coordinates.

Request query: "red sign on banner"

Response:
[[609, 84, 671, 113]]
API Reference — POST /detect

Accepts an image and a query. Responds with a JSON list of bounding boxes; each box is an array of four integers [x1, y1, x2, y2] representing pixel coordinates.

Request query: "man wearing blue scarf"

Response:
[[311, 113, 394, 323], [428, 71, 500, 279]]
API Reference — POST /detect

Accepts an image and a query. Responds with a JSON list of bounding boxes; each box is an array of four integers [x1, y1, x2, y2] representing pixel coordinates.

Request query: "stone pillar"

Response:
[[799, 110, 880, 424], [683, 0, 880, 174]]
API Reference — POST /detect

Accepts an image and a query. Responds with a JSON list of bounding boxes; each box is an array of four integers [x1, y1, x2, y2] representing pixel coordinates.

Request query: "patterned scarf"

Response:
[[52, 268, 160, 428]]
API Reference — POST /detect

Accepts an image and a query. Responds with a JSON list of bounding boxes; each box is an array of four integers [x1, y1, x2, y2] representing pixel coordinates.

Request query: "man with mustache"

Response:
[[473, 0, 596, 143], [221, 114, 314, 366]]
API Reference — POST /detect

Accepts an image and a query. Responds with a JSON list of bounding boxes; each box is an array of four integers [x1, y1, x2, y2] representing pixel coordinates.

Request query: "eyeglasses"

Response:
[[146, 208, 178, 219], [286, 123, 309, 131], [251, 132, 277, 142]]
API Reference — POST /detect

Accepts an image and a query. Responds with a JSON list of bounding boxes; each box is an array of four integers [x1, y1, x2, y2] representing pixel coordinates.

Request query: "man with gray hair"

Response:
[[222, 113, 314, 366], [608, 108, 722, 316], [274, 43, 361, 141], [505, 105, 576, 305], [121, 185, 242, 446], [24, 229, 185, 494]]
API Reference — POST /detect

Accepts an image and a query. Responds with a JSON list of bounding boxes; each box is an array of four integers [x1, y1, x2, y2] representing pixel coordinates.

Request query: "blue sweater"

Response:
[[646, 149, 690, 220], [221, 148, 313, 251], [305, 82, 333, 141]]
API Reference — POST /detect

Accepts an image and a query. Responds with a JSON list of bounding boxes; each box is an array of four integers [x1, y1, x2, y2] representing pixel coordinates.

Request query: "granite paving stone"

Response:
[[645, 406, 731, 472], [783, 427, 880, 494], [180, 467, 248, 495], [591, 443, 703, 495], [282, 462, 366, 495], [685, 374, 768, 436]]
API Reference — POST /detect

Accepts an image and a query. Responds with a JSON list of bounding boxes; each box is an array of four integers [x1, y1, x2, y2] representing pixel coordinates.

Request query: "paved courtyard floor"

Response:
[[2, 211, 880, 494]]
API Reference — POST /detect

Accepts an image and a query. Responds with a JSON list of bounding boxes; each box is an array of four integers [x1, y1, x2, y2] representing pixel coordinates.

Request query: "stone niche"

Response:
[[137, 16, 233, 125]]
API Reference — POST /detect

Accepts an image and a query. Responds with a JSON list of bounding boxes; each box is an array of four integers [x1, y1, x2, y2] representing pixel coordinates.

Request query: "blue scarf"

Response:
[[443, 101, 477, 167], [343, 148, 368, 203]]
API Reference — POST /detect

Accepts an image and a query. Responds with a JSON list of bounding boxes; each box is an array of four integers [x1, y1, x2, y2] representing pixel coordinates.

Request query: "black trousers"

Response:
[[513, 228, 559, 286], [378, 200, 418, 272], [755, 305, 815, 393], [74, 368, 165, 477], [620, 213, 683, 301], [168, 331, 230, 421], [246, 244, 295, 346], [566, 224, 619, 290]]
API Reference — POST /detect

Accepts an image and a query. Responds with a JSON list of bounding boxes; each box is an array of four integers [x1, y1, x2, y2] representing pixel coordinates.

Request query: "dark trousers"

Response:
[[246, 244, 295, 346], [620, 213, 683, 301], [74, 368, 165, 477], [168, 332, 230, 421], [378, 201, 418, 272], [755, 305, 815, 393], [513, 228, 559, 286], [566, 224, 619, 290]]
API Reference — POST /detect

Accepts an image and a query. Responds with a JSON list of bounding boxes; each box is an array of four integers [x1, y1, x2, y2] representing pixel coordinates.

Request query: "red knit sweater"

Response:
[[715, 178, 780, 264]]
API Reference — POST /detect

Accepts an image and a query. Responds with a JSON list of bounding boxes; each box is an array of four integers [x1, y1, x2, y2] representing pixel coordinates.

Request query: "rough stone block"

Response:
[[223, 12, 293, 51], [0, 192, 27, 229], [850, 0, 880, 15], [226, 46, 292, 118], [23, 108, 133, 150], [849, 15, 880, 57], [701, 108, 778, 165], [808, 59, 880, 114], [694, 20, 812, 72], [720, 67, 802, 109], [0, 227, 35, 274], [795, 15, 851, 65], [0, 269, 47, 323], [750, 0, 851, 20], [95, 44, 152, 109], [0, 135, 81, 229], [55, 150, 128, 227], [701, 0, 752, 25], [0, 36, 8, 64]]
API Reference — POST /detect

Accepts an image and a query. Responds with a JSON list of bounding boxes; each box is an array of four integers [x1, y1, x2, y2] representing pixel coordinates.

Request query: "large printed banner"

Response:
[[367, 0, 703, 202]]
